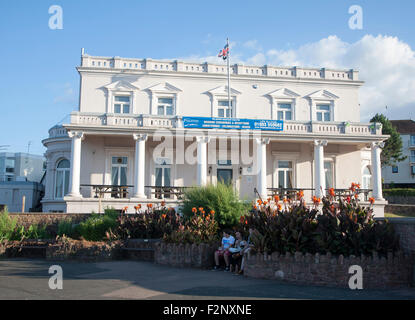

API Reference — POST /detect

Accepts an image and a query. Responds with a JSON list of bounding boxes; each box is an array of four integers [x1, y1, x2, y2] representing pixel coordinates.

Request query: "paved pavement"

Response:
[[0, 258, 414, 300]]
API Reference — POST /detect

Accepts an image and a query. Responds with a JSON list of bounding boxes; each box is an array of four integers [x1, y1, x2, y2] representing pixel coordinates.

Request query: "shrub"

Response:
[[57, 219, 81, 239], [240, 186, 399, 257], [163, 210, 219, 245], [10, 224, 50, 241], [0, 210, 17, 241], [384, 188, 415, 197], [180, 183, 249, 229], [116, 206, 181, 239], [78, 212, 118, 241]]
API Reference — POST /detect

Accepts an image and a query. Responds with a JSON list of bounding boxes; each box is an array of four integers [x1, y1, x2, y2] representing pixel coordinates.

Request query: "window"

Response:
[[217, 100, 233, 118], [411, 150, 415, 163], [411, 166, 415, 175], [55, 159, 70, 199], [362, 166, 371, 190], [410, 135, 415, 146], [157, 98, 174, 116], [392, 166, 398, 173], [5, 158, 15, 173], [277, 161, 293, 189], [114, 96, 130, 114], [277, 103, 292, 120], [324, 161, 334, 189], [316, 104, 331, 122]]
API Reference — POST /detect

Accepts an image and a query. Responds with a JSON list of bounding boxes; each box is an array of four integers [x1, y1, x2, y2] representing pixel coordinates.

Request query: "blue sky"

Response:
[[1, 0, 415, 156]]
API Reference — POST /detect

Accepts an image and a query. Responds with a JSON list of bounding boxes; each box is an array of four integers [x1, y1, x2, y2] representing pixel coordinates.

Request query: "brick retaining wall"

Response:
[[154, 242, 218, 268], [244, 251, 414, 289], [379, 218, 415, 255], [9, 213, 91, 228]]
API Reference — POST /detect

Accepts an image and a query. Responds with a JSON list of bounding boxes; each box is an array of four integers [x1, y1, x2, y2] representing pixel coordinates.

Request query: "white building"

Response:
[[382, 120, 415, 188], [41, 51, 387, 215]]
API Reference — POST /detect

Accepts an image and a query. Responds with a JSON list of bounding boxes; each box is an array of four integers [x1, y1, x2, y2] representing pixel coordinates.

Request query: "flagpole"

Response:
[[227, 37, 231, 117]]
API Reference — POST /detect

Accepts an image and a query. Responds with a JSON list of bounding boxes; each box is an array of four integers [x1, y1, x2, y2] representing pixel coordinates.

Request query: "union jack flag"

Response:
[[218, 44, 229, 60]]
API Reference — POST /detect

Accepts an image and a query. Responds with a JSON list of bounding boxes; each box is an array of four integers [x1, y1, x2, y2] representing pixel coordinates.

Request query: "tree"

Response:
[[370, 113, 406, 167]]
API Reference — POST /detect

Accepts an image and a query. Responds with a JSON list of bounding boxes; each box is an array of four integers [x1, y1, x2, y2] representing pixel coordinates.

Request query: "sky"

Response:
[[1, 0, 415, 156]]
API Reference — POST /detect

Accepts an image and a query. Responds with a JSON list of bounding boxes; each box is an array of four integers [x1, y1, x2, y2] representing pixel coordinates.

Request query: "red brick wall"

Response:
[[154, 242, 218, 268], [244, 251, 413, 289]]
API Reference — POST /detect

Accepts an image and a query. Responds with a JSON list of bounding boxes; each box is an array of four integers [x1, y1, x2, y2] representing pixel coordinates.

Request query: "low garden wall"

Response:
[[244, 251, 414, 289], [385, 205, 415, 216], [384, 195, 415, 205], [154, 242, 218, 269], [379, 218, 415, 255]]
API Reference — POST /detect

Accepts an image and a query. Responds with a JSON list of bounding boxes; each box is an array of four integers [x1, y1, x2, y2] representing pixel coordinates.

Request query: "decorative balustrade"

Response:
[[80, 55, 359, 81], [68, 112, 382, 136]]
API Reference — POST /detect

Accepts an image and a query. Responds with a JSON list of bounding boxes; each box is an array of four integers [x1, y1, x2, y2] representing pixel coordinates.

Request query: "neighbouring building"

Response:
[[41, 50, 388, 215], [0, 181, 44, 212], [0, 152, 45, 183], [382, 119, 415, 188]]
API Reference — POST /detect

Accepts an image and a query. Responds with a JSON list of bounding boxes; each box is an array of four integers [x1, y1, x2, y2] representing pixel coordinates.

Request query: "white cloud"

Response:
[[178, 34, 415, 121]]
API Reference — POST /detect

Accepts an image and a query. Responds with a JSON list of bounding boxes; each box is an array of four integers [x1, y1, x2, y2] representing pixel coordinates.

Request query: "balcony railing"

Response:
[[69, 112, 382, 136], [266, 187, 373, 201]]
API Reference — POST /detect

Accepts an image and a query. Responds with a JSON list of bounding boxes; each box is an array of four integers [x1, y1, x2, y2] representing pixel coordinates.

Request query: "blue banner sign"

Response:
[[182, 117, 283, 131]]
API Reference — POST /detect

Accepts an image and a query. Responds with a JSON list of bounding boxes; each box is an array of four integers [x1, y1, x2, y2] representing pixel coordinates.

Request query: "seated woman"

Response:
[[229, 231, 247, 274]]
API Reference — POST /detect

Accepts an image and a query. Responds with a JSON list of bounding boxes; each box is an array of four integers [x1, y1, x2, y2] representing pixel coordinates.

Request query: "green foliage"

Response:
[[0, 210, 50, 241], [180, 183, 249, 229], [57, 219, 81, 239], [384, 188, 415, 197], [242, 195, 399, 257], [116, 207, 181, 239], [0, 210, 17, 241], [9, 224, 50, 241], [370, 114, 406, 166], [78, 212, 118, 241]]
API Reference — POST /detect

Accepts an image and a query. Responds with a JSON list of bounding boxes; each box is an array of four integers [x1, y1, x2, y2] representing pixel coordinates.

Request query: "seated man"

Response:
[[229, 231, 247, 274], [212, 230, 235, 271], [238, 227, 255, 274]]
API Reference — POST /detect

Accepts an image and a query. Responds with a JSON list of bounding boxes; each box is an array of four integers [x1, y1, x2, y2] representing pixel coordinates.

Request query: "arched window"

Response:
[[55, 159, 70, 199], [362, 166, 372, 190]]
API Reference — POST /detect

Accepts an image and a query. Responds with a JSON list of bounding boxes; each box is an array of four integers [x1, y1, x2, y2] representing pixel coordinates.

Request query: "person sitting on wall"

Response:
[[238, 227, 255, 275], [212, 230, 235, 271], [229, 231, 247, 275]]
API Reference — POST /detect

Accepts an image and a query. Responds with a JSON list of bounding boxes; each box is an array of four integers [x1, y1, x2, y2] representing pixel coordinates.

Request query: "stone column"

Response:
[[133, 133, 148, 198], [371, 141, 385, 200], [196, 136, 210, 186], [256, 137, 270, 199], [67, 131, 84, 198], [314, 139, 327, 198]]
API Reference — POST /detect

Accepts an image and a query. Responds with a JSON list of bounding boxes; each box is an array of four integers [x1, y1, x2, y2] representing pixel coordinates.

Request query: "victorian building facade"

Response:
[[41, 51, 387, 215]]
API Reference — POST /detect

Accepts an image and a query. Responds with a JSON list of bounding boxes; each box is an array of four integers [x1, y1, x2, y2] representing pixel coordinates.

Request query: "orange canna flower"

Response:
[[253, 205, 257, 210], [369, 197, 375, 205], [198, 207, 204, 212], [329, 188, 335, 197], [161, 214, 167, 219], [274, 195, 280, 202], [210, 209, 215, 215], [263, 200, 268, 205], [277, 203, 283, 211], [192, 207, 197, 214], [283, 197, 287, 203], [257, 199, 262, 205], [147, 203, 153, 208]]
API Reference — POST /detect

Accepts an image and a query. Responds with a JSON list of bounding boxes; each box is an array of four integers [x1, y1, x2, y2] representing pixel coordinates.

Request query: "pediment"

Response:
[[103, 80, 140, 91], [266, 88, 300, 99], [306, 90, 339, 100], [206, 85, 241, 96], [146, 82, 182, 93]]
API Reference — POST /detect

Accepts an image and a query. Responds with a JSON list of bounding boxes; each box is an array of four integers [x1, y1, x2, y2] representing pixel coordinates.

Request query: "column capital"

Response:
[[314, 139, 328, 147], [255, 137, 270, 145], [196, 136, 211, 144], [68, 131, 84, 140], [133, 133, 148, 142], [371, 141, 385, 149]]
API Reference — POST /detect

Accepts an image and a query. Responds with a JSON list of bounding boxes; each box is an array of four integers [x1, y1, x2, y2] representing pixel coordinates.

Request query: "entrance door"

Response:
[[155, 166, 171, 198], [111, 156, 128, 198], [217, 169, 233, 185]]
